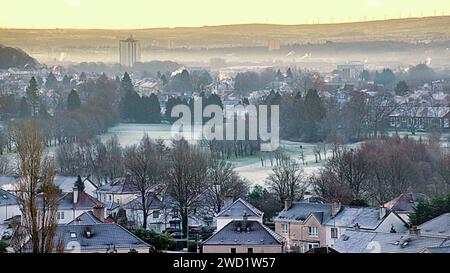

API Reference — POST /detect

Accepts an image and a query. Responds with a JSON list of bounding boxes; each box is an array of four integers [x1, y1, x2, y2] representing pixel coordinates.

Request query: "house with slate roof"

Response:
[[0, 176, 97, 197], [123, 192, 167, 232], [23, 211, 151, 253], [332, 229, 450, 253], [37, 187, 106, 224], [94, 176, 140, 206], [202, 218, 285, 253], [0, 189, 21, 232], [215, 197, 263, 231], [418, 213, 450, 238], [274, 199, 407, 252], [383, 192, 430, 223]]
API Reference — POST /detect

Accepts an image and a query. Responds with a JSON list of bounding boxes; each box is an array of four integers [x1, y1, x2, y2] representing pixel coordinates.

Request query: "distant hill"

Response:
[[1, 16, 450, 50], [0, 45, 38, 69]]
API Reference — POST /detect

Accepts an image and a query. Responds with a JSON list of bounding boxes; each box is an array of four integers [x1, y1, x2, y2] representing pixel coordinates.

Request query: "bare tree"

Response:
[[166, 139, 209, 237], [15, 121, 60, 253], [0, 155, 14, 175], [206, 156, 249, 213], [265, 158, 306, 206], [124, 134, 164, 229]]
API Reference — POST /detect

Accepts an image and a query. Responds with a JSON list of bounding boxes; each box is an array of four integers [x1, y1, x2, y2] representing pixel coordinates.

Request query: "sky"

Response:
[[1, 0, 450, 29]]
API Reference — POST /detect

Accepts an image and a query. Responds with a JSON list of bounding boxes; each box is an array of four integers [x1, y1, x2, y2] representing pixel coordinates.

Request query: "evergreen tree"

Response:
[[395, 81, 409, 96], [148, 93, 161, 123], [74, 175, 85, 192], [286, 67, 293, 80], [62, 75, 71, 88], [360, 70, 371, 81], [303, 89, 325, 141], [26, 77, 39, 99], [121, 72, 134, 93], [45, 72, 58, 90], [67, 89, 81, 111], [79, 72, 87, 82]]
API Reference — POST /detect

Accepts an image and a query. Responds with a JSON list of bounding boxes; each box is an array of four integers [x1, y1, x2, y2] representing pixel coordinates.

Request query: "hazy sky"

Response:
[[1, 0, 450, 29]]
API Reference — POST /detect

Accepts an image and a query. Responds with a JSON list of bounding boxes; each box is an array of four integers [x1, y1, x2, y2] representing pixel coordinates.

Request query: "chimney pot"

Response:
[[73, 187, 79, 204], [331, 201, 341, 217], [284, 198, 292, 210], [223, 195, 234, 209]]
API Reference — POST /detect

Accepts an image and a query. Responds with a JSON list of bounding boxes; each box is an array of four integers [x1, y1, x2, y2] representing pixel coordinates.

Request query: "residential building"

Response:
[[418, 213, 450, 238], [123, 193, 166, 232], [0, 189, 21, 231], [202, 218, 285, 253], [332, 229, 449, 253], [119, 35, 141, 67], [38, 188, 106, 224], [383, 192, 430, 223], [24, 212, 151, 253], [0, 176, 97, 197], [53, 176, 98, 197], [389, 106, 450, 130], [274, 199, 407, 252], [215, 197, 263, 231], [94, 176, 140, 206]]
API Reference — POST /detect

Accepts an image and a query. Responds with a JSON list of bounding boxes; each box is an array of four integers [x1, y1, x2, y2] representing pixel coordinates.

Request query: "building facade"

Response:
[[119, 36, 141, 67]]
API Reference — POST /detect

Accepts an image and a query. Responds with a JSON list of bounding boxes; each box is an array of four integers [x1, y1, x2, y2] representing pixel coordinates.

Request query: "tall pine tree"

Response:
[[67, 89, 81, 111]]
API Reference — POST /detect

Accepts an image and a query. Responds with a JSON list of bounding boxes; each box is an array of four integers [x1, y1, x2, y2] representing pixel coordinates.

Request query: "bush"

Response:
[[133, 229, 175, 253], [0, 240, 8, 253]]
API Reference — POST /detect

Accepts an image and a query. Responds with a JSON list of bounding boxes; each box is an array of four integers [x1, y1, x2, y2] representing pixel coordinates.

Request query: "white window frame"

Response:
[[308, 226, 318, 237], [281, 223, 289, 234], [331, 227, 338, 239], [307, 242, 320, 250]]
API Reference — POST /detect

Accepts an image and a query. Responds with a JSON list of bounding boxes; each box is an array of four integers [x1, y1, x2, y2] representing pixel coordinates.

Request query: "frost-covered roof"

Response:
[[274, 202, 332, 224], [419, 213, 450, 237], [203, 220, 285, 246], [325, 207, 384, 230], [216, 198, 263, 218], [333, 230, 449, 253]]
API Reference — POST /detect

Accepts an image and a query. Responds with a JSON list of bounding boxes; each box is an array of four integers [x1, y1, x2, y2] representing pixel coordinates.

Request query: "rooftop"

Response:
[[333, 230, 449, 253], [383, 192, 430, 212], [0, 188, 17, 206], [216, 198, 263, 218], [274, 202, 332, 224], [203, 220, 285, 246], [419, 213, 450, 237]]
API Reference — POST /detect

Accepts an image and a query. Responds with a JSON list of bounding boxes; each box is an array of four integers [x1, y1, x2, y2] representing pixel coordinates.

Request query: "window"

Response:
[[109, 195, 112, 201], [247, 248, 253, 253], [153, 210, 160, 219], [57, 211, 65, 220], [307, 242, 320, 250], [308, 226, 318, 237], [230, 248, 237, 254], [331, 228, 338, 239], [281, 224, 289, 234], [70, 232, 77, 238]]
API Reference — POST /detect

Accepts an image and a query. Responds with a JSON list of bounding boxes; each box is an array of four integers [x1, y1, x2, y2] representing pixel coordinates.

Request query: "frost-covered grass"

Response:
[[98, 124, 365, 186]]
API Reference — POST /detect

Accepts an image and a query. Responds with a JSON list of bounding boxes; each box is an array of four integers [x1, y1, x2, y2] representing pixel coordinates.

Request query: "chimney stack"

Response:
[[73, 187, 79, 204], [331, 201, 341, 217], [379, 205, 387, 220], [243, 211, 248, 229], [284, 198, 292, 210], [93, 205, 105, 222], [223, 195, 234, 209], [409, 226, 421, 236]]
